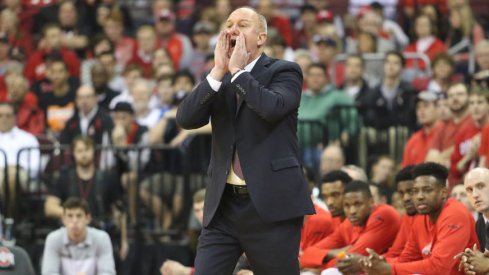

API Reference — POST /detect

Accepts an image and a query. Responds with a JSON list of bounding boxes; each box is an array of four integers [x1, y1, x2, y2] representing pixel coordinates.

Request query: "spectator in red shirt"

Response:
[[383, 166, 417, 259], [449, 89, 489, 187], [426, 83, 472, 167], [0, 34, 22, 77], [300, 181, 401, 273], [1, 73, 44, 135], [256, 0, 293, 47], [404, 14, 447, 78], [24, 24, 80, 83], [128, 25, 158, 79], [154, 9, 193, 71], [57, 1, 89, 57], [103, 10, 136, 68], [361, 162, 479, 275], [412, 53, 458, 94], [0, 8, 33, 62], [293, 4, 317, 49], [402, 91, 441, 167]]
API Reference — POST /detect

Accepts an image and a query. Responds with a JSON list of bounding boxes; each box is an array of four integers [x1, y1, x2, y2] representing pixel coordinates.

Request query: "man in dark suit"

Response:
[[458, 168, 489, 274], [176, 6, 315, 275]]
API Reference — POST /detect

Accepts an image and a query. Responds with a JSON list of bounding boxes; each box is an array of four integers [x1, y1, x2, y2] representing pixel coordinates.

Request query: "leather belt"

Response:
[[225, 184, 249, 199]]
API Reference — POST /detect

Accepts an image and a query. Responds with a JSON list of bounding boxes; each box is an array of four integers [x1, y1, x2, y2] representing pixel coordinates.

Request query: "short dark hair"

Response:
[[321, 170, 352, 186], [193, 189, 206, 204], [0, 102, 16, 115], [432, 52, 455, 70], [72, 135, 95, 150], [63, 197, 90, 214], [411, 162, 448, 186], [308, 63, 328, 74], [385, 51, 406, 67], [300, 4, 317, 14], [172, 69, 195, 86], [346, 54, 365, 68], [344, 180, 372, 198], [395, 165, 415, 184]]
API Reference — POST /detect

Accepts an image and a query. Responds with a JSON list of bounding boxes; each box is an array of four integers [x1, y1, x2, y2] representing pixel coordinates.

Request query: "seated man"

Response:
[[301, 169, 346, 253], [60, 85, 113, 145], [44, 136, 128, 259], [362, 162, 479, 275], [300, 181, 401, 272], [456, 168, 489, 275], [0, 102, 40, 217], [383, 166, 417, 259], [319, 170, 354, 227], [42, 197, 116, 275]]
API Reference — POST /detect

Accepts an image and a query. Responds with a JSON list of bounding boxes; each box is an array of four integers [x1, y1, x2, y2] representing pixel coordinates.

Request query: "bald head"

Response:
[[464, 168, 489, 215], [320, 145, 345, 176], [76, 85, 97, 115]]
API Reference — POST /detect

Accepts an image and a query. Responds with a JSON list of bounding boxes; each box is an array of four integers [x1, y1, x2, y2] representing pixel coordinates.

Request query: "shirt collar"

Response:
[[80, 106, 98, 121], [244, 55, 261, 73], [62, 227, 92, 247]]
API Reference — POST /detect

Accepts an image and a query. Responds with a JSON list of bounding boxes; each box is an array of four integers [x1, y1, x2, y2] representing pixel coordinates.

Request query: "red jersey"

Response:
[[300, 204, 401, 269], [430, 115, 473, 151], [449, 120, 481, 186], [390, 198, 479, 275], [383, 215, 417, 259], [0, 91, 45, 135], [300, 205, 336, 252], [402, 124, 441, 167], [404, 39, 446, 71], [401, 0, 448, 14], [479, 123, 489, 167], [24, 48, 80, 83]]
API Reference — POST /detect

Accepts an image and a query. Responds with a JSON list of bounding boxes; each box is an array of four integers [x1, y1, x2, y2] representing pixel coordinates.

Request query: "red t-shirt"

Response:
[[402, 124, 441, 167], [300, 204, 401, 269], [0, 91, 45, 135], [300, 205, 336, 252], [430, 115, 473, 151], [404, 39, 447, 71], [449, 120, 481, 186], [390, 198, 479, 275], [401, 0, 448, 14], [23, 48, 80, 83], [383, 215, 417, 259], [479, 123, 489, 166]]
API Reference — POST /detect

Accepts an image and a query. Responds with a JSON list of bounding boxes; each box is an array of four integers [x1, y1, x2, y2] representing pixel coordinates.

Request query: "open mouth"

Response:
[[230, 39, 237, 48]]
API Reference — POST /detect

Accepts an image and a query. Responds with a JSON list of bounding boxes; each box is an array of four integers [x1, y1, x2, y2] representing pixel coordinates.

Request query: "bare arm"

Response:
[[44, 196, 63, 219]]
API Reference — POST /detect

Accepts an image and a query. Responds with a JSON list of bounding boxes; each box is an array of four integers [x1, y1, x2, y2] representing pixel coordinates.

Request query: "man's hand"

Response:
[[119, 240, 129, 260], [236, 270, 254, 275], [336, 253, 364, 274], [455, 244, 489, 275], [112, 125, 127, 146], [360, 248, 392, 275], [228, 32, 250, 75], [209, 31, 231, 81], [160, 259, 192, 275]]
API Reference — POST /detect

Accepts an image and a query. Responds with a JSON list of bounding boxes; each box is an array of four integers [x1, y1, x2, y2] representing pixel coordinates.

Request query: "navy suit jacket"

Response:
[[176, 54, 315, 227]]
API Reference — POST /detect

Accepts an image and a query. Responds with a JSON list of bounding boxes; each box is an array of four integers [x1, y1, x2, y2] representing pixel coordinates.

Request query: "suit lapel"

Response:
[[235, 54, 271, 117]]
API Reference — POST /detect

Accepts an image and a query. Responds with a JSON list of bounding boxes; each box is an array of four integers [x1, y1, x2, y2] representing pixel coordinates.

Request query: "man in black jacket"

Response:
[[176, 6, 314, 275]]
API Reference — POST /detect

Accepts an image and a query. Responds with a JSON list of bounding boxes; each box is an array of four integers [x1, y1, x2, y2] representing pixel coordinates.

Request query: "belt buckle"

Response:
[[233, 185, 247, 195], [229, 184, 248, 198]]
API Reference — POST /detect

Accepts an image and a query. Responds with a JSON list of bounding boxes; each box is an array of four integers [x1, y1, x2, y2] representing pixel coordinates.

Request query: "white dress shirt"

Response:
[[0, 127, 40, 177]]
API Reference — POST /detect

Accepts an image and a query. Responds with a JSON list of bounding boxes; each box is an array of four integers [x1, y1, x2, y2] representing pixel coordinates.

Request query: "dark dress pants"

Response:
[[194, 185, 303, 275]]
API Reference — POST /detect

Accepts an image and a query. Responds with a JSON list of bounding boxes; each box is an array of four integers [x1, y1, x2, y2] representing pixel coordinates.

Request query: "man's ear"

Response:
[[257, 32, 267, 47]]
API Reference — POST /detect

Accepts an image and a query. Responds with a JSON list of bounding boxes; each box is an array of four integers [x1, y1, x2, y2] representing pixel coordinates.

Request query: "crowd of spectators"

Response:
[[0, 0, 488, 274]]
